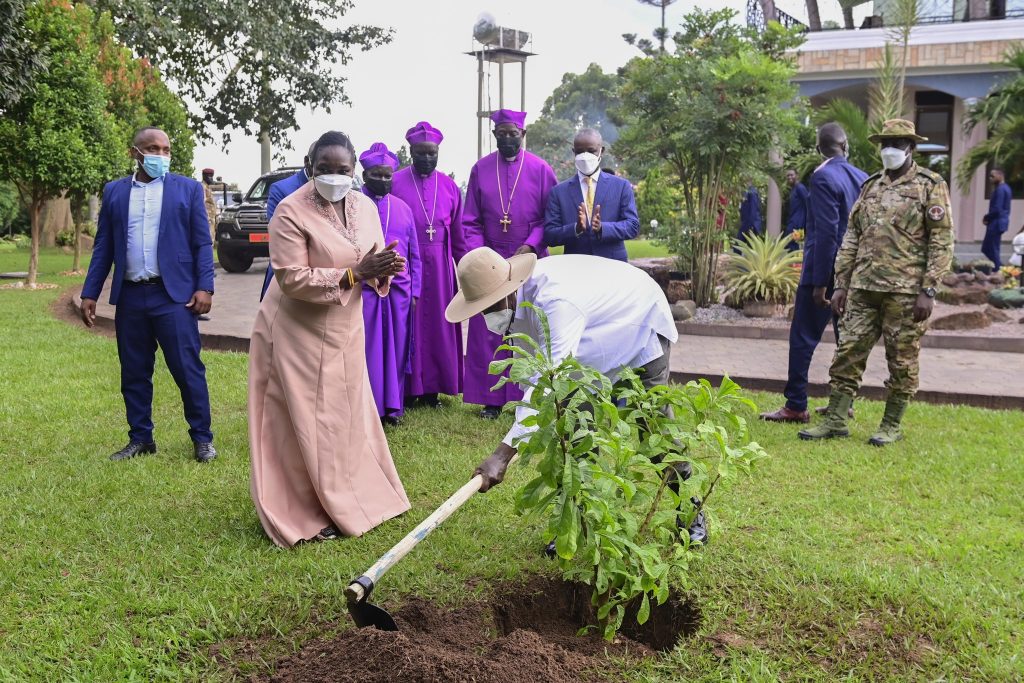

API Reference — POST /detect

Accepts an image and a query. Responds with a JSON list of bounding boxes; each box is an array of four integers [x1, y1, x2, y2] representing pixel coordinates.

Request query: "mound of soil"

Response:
[[266, 576, 700, 683]]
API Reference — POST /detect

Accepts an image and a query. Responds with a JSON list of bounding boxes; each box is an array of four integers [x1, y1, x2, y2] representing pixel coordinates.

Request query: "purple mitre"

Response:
[[489, 109, 526, 129], [405, 121, 444, 145], [359, 142, 400, 171]]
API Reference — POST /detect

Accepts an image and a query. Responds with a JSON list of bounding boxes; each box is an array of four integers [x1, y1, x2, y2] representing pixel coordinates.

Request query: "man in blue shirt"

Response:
[[260, 142, 314, 300], [783, 168, 808, 252], [982, 168, 1012, 269], [81, 127, 217, 463], [761, 123, 868, 423]]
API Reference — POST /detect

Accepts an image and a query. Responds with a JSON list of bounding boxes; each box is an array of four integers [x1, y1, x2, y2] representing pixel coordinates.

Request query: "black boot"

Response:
[[110, 440, 157, 462]]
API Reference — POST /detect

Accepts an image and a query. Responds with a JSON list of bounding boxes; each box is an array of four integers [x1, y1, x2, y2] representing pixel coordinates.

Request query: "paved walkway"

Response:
[[75, 261, 1024, 409]]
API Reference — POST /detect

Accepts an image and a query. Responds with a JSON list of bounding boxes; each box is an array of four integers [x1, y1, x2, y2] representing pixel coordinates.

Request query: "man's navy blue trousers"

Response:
[[115, 281, 213, 444], [784, 284, 839, 412]]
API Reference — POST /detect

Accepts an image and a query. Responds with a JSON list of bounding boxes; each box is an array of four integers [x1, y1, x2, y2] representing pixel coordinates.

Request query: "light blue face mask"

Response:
[[135, 148, 171, 179]]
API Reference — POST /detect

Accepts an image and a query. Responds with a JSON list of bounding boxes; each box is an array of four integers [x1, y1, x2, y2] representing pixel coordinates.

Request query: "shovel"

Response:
[[345, 457, 516, 630]]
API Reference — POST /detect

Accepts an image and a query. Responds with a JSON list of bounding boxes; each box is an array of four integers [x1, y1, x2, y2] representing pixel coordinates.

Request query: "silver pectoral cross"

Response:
[[426, 224, 436, 241], [500, 214, 511, 232]]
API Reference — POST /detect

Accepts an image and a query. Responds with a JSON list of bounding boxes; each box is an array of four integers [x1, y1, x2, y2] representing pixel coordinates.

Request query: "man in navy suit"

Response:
[[736, 183, 763, 246], [982, 167, 1012, 269], [762, 123, 868, 423], [543, 128, 639, 261], [783, 168, 808, 252], [259, 142, 314, 300], [81, 127, 217, 463]]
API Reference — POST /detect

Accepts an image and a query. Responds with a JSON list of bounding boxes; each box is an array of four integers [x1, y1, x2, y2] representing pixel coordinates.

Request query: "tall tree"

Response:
[[805, 0, 822, 31], [0, 0, 123, 287], [0, 0, 47, 111], [615, 10, 804, 306], [85, 0, 392, 171], [528, 64, 622, 178]]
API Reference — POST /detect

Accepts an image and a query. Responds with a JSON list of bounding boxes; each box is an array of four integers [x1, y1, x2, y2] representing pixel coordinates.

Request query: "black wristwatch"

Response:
[[922, 287, 936, 298]]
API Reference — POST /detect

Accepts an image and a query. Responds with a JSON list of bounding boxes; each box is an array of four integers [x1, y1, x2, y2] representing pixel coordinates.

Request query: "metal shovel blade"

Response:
[[345, 576, 399, 631]]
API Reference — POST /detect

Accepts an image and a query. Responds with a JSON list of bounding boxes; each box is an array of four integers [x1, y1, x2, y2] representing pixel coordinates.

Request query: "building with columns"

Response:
[[764, 2, 1022, 257]]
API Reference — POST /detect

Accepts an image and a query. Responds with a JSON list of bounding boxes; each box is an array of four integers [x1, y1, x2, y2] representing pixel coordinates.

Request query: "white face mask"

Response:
[[484, 308, 514, 336], [880, 147, 908, 171], [313, 173, 353, 202], [575, 152, 601, 177]]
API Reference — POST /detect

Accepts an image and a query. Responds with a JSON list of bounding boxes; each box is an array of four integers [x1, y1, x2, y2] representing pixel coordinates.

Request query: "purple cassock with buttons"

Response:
[[389, 121, 469, 401], [462, 109, 557, 409], [359, 143, 422, 420]]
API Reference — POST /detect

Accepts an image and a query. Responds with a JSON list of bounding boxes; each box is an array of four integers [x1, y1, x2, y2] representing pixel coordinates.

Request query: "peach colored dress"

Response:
[[248, 182, 410, 548]]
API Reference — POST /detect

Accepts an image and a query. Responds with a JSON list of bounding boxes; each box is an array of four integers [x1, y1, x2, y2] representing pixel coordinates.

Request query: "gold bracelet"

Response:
[[347, 268, 356, 287]]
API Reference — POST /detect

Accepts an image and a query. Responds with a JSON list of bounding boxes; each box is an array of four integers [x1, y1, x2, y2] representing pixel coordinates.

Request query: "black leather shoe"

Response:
[[382, 414, 402, 427], [479, 405, 501, 420], [422, 393, 442, 409], [110, 441, 157, 462], [193, 441, 217, 463]]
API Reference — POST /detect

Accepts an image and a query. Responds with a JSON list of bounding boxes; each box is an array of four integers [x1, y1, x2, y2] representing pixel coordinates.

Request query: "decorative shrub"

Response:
[[724, 232, 801, 305]]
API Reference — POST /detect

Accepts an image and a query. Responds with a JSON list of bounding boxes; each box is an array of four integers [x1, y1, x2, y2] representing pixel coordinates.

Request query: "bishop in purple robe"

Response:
[[462, 109, 557, 419], [359, 143, 422, 425], [390, 121, 468, 408]]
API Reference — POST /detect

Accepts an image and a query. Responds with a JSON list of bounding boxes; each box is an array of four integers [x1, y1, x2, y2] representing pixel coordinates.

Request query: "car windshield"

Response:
[[244, 173, 296, 202]]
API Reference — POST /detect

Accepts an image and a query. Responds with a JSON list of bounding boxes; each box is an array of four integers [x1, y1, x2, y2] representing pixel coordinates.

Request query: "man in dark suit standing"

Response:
[[761, 123, 868, 423], [81, 126, 217, 463], [783, 168, 808, 251], [737, 183, 763, 245], [259, 142, 314, 300], [543, 128, 639, 261]]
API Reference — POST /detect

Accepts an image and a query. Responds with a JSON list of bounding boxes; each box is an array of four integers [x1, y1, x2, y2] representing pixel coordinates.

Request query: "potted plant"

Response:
[[492, 307, 767, 640], [724, 232, 801, 317]]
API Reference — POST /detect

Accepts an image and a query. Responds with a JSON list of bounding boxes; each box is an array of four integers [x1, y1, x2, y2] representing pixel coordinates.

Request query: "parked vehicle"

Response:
[[215, 168, 302, 273]]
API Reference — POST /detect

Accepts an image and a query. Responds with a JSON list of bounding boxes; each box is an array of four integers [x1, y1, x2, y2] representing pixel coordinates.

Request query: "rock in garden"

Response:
[[937, 285, 991, 305], [988, 288, 1024, 309], [671, 300, 697, 321], [984, 305, 1012, 323], [631, 257, 673, 293], [930, 310, 991, 330], [666, 280, 691, 304], [988, 272, 1005, 286], [940, 273, 960, 287], [956, 272, 975, 283]]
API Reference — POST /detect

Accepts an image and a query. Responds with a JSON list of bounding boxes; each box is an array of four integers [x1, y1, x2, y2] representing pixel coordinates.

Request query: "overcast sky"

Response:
[[193, 0, 865, 190]]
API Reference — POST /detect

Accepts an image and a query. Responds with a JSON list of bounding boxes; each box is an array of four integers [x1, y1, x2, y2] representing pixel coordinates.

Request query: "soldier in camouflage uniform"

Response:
[[799, 119, 954, 446]]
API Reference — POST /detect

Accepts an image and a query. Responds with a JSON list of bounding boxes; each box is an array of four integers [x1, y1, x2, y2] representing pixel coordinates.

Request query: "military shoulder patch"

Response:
[[927, 204, 946, 221]]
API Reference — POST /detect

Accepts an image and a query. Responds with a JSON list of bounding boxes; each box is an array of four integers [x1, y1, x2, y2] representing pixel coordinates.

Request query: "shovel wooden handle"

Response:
[[345, 457, 516, 604]]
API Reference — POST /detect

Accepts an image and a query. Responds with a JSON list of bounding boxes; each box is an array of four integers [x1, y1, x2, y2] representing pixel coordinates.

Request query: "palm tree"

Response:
[[806, 0, 822, 31], [635, 0, 678, 52], [957, 45, 1024, 189]]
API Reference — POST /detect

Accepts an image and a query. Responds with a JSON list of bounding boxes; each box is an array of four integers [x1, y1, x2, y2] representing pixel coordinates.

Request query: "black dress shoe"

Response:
[[382, 414, 402, 427], [193, 441, 217, 463], [421, 393, 442, 409], [110, 441, 157, 462], [479, 405, 501, 420]]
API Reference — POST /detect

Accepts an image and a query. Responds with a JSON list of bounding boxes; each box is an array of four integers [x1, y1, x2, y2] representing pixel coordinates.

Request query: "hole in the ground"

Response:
[[260, 576, 701, 682], [491, 576, 701, 653]]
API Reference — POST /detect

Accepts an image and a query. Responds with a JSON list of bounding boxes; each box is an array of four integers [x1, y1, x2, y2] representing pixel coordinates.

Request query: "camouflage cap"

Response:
[[868, 118, 928, 143]]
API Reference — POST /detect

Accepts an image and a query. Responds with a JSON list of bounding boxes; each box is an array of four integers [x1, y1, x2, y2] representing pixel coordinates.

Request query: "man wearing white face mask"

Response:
[[444, 247, 707, 545], [799, 119, 954, 447], [543, 128, 639, 261]]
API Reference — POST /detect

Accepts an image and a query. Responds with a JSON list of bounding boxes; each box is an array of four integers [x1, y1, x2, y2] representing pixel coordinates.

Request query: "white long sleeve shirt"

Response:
[[502, 254, 678, 447]]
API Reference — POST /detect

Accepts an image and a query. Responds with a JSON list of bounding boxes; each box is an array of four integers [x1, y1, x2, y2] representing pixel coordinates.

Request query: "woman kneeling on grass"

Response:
[[248, 130, 410, 548]]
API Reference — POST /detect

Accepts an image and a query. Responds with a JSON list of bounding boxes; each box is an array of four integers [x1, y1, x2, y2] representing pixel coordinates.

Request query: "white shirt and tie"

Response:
[[501, 254, 678, 446], [125, 173, 164, 281]]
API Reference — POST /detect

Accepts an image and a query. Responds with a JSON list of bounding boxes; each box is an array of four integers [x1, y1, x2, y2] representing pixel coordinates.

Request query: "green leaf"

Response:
[[637, 593, 651, 625]]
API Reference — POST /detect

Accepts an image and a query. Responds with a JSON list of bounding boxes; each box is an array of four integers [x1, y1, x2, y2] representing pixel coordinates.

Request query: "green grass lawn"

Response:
[[1, 249, 1022, 682], [548, 238, 669, 259]]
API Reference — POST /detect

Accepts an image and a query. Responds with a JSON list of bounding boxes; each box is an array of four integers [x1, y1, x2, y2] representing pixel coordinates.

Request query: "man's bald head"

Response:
[[817, 123, 848, 158], [573, 128, 604, 156]]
